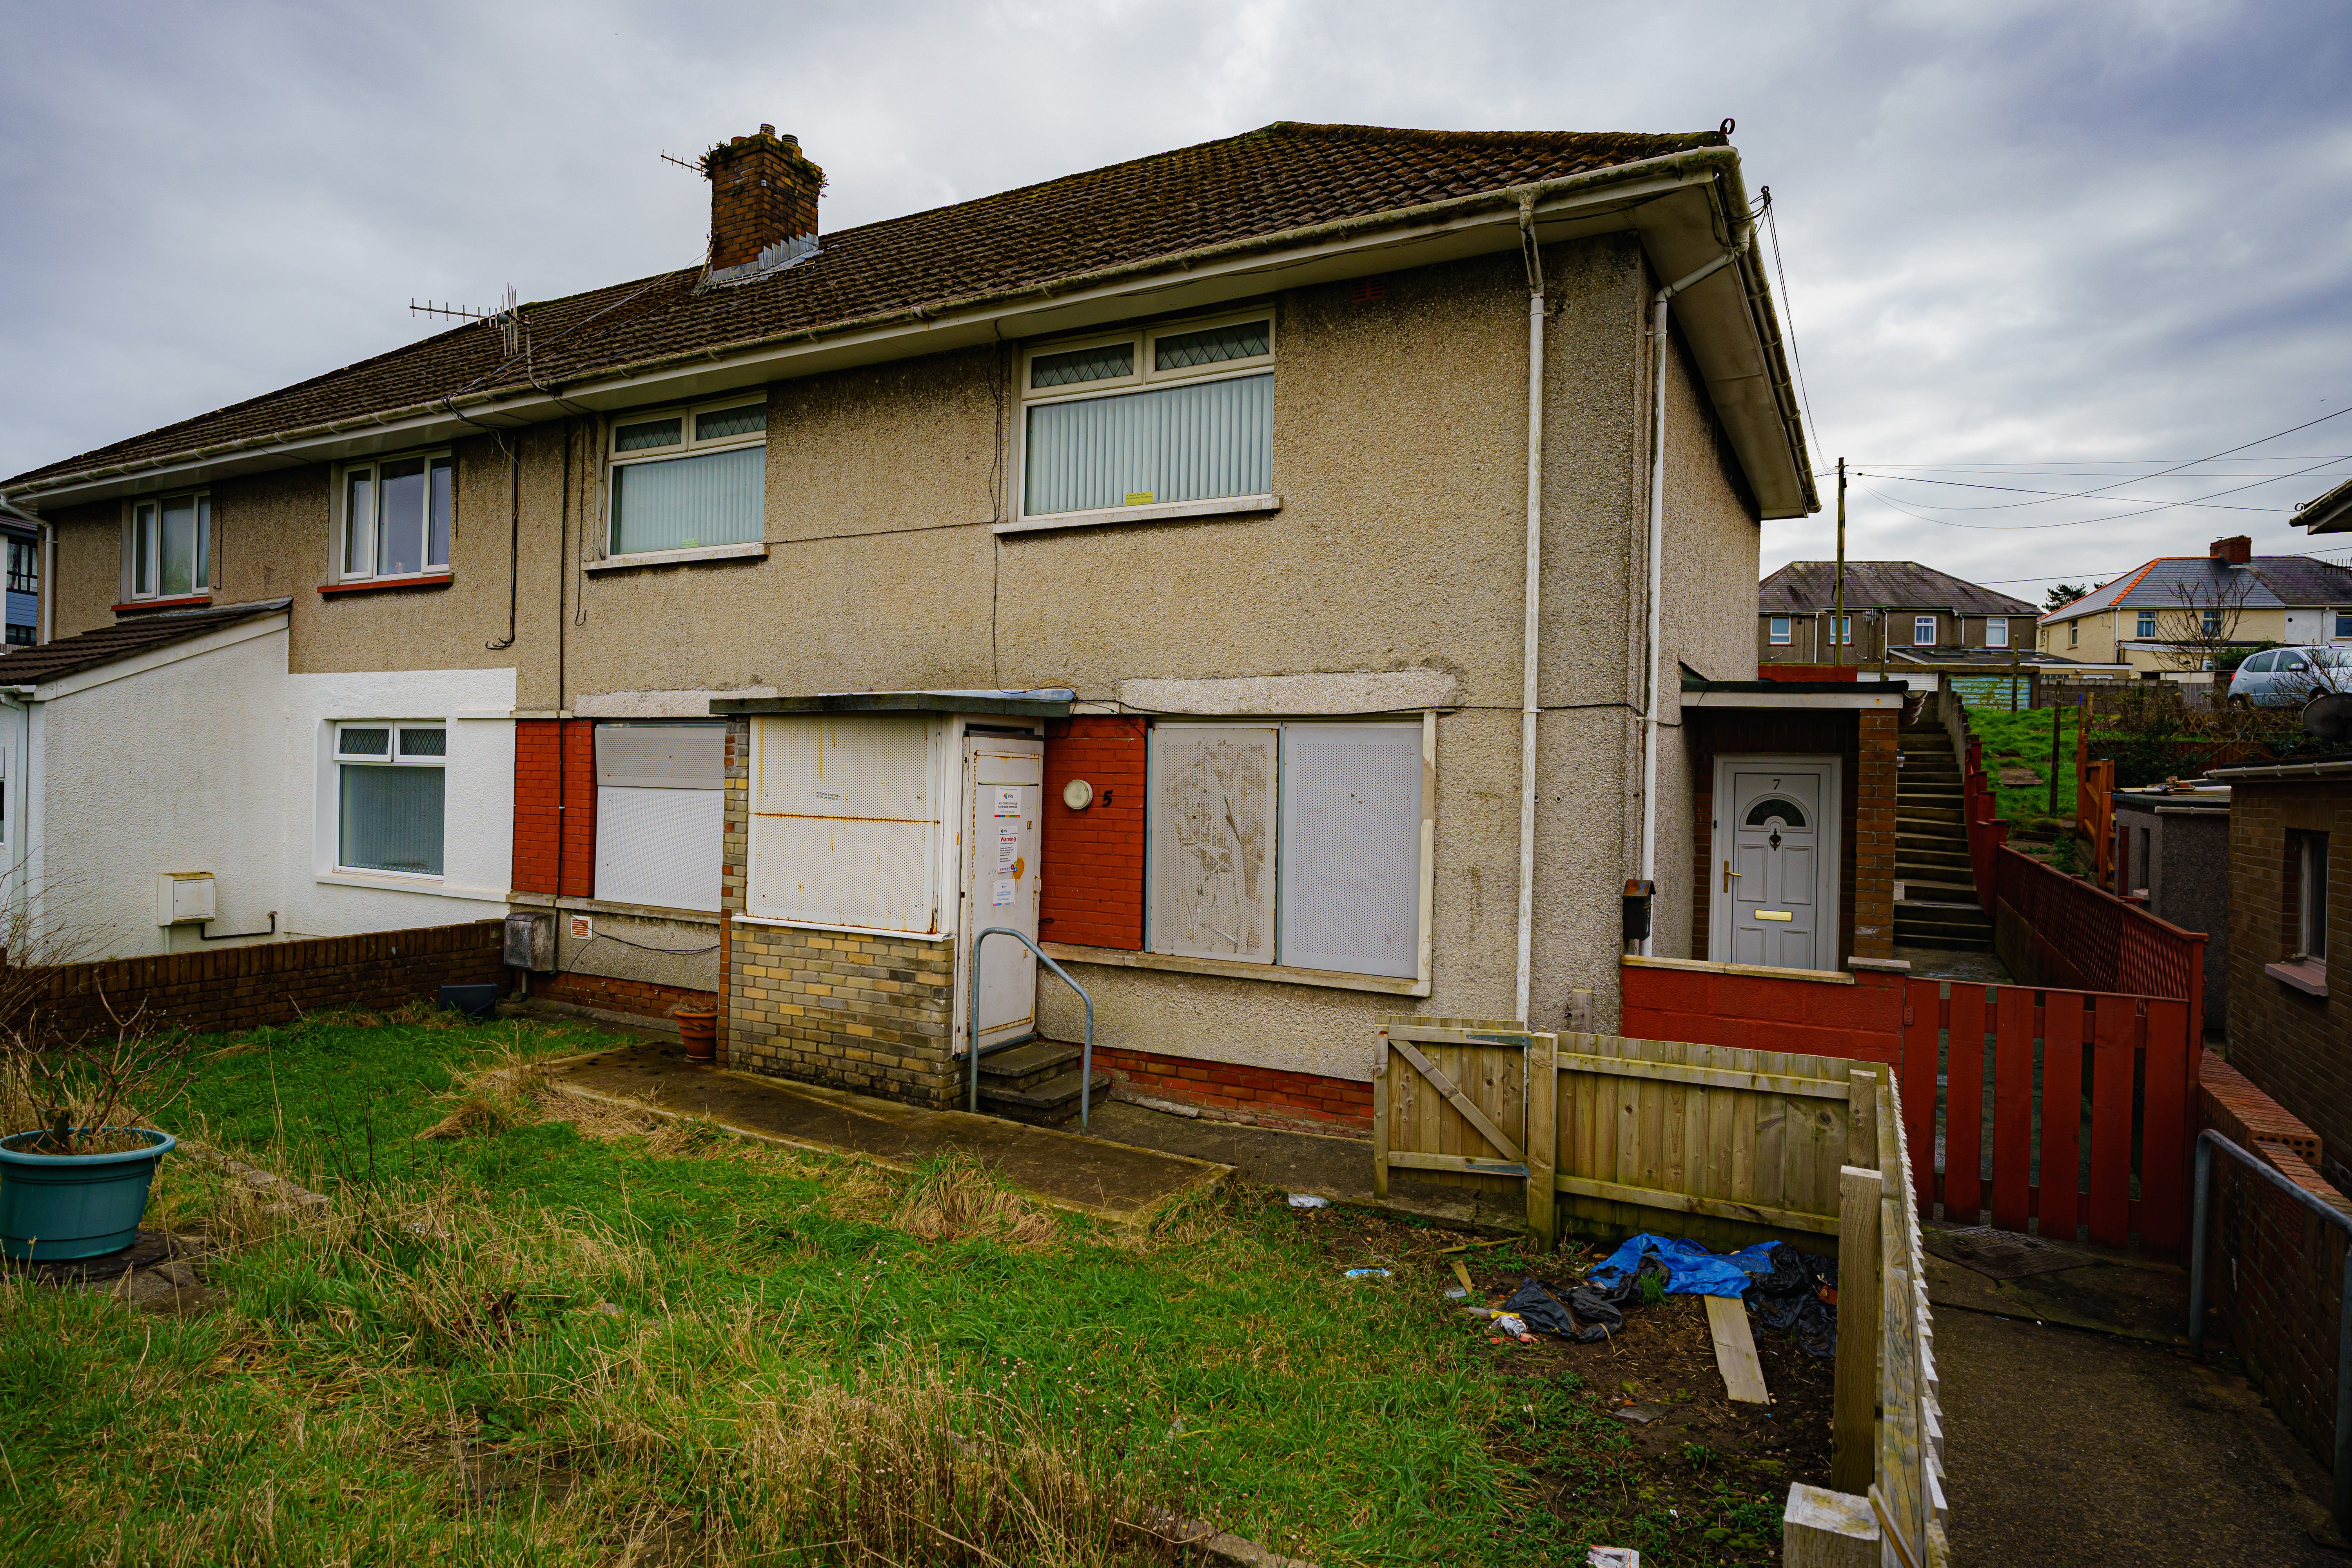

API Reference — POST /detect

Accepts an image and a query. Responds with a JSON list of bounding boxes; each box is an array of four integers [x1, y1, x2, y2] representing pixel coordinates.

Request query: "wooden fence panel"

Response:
[[2039, 996, 2085, 1241], [2138, 998, 2192, 1250], [1944, 986, 1988, 1222], [2087, 995, 2138, 1246], [1902, 986, 1942, 1216], [1991, 987, 2036, 1232]]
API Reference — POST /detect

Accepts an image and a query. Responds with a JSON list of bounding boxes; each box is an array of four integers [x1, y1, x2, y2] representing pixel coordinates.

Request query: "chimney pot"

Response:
[[759, 123, 774, 134]]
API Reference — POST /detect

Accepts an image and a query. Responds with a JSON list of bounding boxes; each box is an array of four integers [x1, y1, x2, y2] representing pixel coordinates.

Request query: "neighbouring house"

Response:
[[2, 120, 1850, 1128], [2291, 475, 2352, 539], [1757, 560, 2040, 666], [2036, 537, 2352, 679], [2111, 781, 2231, 1036], [2205, 754, 2352, 1185], [0, 495, 44, 648]]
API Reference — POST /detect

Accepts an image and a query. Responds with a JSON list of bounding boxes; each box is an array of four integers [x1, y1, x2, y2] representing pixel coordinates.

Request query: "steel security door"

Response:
[[963, 736, 1043, 1051], [1713, 763, 1832, 970]]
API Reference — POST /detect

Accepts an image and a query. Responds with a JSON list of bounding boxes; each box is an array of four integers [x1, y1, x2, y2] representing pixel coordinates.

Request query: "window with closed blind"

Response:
[[1017, 312, 1275, 527], [1144, 719, 1427, 980], [335, 723, 446, 876], [606, 397, 768, 557], [594, 722, 727, 911]]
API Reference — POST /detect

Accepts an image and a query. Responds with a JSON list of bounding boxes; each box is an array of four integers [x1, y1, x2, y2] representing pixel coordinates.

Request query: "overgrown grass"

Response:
[[1965, 704, 2080, 829], [0, 1010, 1710, 1566]]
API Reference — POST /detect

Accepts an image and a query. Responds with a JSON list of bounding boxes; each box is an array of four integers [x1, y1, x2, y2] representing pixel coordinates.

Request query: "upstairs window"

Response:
[[608, 399, 767, 556], [335, 723, 446, 877], [1913, 615, 1936, 646], [2335, 609, 2352, 640], [2202, 608, 2223, 636], [2136, 610, 2158, 638], [339, 455, 452, 581], [1985, 616, 2009, 648], [127, 492, 210, 601], [1832, 615, 1852, 646], [1021, 313, 1274, 519], [2294, 831, 2330, 965], [5, 537, 35, 647], [2070, 623, 2080, 648], [1768, 616, 1791, 646]]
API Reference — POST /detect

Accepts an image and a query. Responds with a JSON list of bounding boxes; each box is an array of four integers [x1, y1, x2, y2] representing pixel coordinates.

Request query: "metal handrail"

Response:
[[2190, 1129, 2352, 1541], [965, 926, 1095, 1131]]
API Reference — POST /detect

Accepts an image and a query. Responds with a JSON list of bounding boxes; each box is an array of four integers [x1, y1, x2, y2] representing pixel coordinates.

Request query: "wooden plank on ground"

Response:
[[1944, 985, 1988, 1223], [2038, 992, 2085, 1243], [1705, 1293, 1772, 1404], [2137, 998, 2191, 1253], [2086, 994, 2138, 1247], [1990, 987, 2036, 1232]]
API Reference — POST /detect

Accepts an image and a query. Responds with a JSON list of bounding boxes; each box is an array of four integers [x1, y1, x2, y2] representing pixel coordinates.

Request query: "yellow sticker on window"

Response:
[[1124, 491, 1155, 506]]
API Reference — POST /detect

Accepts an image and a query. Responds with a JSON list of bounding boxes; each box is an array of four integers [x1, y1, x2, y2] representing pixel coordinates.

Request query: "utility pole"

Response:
[[1833, 458, 1847, 667]]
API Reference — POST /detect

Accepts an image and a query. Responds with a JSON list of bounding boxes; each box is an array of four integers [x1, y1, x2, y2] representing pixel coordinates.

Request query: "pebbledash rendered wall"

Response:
[[717, 719, 960, 1104]]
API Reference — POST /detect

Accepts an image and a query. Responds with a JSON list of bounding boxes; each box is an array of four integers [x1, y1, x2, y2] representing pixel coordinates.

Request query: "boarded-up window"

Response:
[[1278, 724, 1423, 977], [748, 715, 940, 933], [1148, 726, 1277, 962], [595, 723, 725, 911]]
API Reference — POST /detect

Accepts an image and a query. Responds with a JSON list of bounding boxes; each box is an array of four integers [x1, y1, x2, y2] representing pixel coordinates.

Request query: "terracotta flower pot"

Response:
[[674, 1005, 718, 1063]]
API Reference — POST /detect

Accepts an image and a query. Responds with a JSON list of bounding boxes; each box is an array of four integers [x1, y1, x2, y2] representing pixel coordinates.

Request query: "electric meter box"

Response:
[[155, 872, 217, 927]]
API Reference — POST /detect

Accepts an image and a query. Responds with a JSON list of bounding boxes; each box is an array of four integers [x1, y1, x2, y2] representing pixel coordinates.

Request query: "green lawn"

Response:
[[0, 1011, 1779, 1566], [1965, 704, 2080, 828]]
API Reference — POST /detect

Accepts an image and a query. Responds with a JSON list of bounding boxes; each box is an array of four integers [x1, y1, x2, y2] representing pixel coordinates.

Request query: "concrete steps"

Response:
[[973, 1039, 1109, 1128], [1896, 722, 1992, 949]]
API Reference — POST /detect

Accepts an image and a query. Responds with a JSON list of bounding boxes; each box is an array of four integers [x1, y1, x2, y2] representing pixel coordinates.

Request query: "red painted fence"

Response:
[[1990, 846, 2208, 1043], [1621, 958, 2198, 1254]]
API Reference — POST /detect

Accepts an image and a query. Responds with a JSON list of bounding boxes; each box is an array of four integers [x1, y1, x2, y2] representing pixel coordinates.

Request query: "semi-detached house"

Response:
[[0, 120, 1844, 1131]]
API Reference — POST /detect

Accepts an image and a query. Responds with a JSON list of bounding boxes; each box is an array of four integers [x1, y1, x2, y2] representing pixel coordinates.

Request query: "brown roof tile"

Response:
[[0, 600, 288, 687], [5, 123, 1722, 490]]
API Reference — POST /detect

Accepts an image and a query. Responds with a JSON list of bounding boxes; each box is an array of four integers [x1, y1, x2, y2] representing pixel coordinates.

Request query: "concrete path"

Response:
[[1930, 1243, 2339, 1563], [546, 1044, 1227, 1223]]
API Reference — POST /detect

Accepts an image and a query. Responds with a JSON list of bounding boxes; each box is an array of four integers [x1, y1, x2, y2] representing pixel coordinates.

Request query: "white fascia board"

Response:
[[33, 613, 288, 702], [13, 155, 1809, 512]]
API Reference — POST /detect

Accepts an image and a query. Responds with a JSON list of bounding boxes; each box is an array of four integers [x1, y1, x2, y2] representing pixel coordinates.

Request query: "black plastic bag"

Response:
[[1501, 1260, 1663, 1344], [1746, 1242, 1838, 1357]]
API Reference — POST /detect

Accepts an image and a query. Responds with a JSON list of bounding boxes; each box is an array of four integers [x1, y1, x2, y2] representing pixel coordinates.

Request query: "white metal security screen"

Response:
[[1148, 725, 1277, 961], [748, 715, 940, 933], [595, 723, 726, 911], [1278, 724, 1422, 977]]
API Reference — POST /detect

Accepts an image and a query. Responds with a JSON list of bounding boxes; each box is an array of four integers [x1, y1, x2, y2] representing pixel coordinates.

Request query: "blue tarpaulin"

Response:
[[1584, 1233, 1783, 1298]]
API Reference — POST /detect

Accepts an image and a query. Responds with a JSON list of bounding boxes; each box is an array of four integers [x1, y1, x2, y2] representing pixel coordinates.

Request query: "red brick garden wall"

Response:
[[1096, 1043, 1374, 1137], [18, 921, 505, 1040], [534, 970, 714, 1023], [1040, 717, 1147, 950], [512, 719, 597, 898]]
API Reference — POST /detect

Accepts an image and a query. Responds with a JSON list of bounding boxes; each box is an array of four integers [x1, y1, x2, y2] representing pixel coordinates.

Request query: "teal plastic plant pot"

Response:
[[0, 1128, 177, 1261]]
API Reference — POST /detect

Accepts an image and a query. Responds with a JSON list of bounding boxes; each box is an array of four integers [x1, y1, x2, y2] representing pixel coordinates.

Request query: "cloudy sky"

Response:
[[3, 0, 2346, 602]]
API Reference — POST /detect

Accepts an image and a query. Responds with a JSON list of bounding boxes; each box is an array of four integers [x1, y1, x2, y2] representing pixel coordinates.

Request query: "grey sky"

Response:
[[4, 0, 2346, 600]]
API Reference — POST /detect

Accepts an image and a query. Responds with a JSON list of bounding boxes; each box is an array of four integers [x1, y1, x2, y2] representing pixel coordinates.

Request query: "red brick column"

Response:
[[1040, 717, 1147, 949]]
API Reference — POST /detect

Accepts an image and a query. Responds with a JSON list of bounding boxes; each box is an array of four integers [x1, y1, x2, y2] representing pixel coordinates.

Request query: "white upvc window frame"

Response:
[[1008, 307, 1278, 531], [2135, 609, 2158, 638], [1985, 616, 2010, 649], [332, 720, 449, 880], [123, 490, 212, 603], [600, 395, 770, 562], [1768, 616, 1792, 646], [1912, 615, 1938, 646], [333, 450, 455, 584]]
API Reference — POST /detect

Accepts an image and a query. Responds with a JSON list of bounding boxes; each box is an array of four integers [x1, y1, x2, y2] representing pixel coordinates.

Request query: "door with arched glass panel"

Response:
[[1708, 758, 1840, 971]]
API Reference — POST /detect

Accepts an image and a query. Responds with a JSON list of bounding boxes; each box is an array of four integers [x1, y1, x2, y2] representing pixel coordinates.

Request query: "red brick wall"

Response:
[[2195, 1054, 2351, 1478], [2221, 776, 2352, 1181], [512, 720, 597, 898], [1619, 959, 1906, 1066], [17, 921, 504, 1040], [535, 970, 715, 1023], [1853, 711, 1899, 958], [1096, 1043, 1374, 1136], [1040, 717, 1147, 950]]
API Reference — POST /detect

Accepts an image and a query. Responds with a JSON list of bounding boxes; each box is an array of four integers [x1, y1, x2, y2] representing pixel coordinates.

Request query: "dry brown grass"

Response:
[[891, 1149, 1062, 1249]]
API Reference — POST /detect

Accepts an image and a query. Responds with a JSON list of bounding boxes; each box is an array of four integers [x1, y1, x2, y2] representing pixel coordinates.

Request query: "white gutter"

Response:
[[1514, 198, 1545, 1026], [1638, 241, 1746, 956]]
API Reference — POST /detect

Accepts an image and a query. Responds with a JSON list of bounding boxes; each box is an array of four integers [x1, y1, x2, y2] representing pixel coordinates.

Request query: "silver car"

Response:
[[2228, 645, 2352, 706]]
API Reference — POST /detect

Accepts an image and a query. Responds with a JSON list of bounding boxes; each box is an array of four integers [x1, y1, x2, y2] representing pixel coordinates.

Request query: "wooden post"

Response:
[[1846, 1066, 1880, 1170], [1831, 1164, 1884, 1495], [1372, 1029, 1391, 1201], [1566, 988, 1593, 1033], [1524, 1029, 1558, 1253], [1781, 1482, 1878, 1568]]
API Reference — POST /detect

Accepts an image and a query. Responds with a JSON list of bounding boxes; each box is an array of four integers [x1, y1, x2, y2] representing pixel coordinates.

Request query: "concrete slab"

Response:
[[546, 1044, 1228, 1223]]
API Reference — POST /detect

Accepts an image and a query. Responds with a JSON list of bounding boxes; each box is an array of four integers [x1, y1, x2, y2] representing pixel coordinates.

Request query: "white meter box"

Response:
[[155, 872, 216, 926]]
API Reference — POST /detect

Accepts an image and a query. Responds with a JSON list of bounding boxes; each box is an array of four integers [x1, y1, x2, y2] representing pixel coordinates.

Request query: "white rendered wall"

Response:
[[284, 668, 516, 938], [34, 623, 290, 958]]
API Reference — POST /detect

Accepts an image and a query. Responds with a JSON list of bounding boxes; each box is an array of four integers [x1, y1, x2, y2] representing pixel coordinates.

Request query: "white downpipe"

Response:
[[1639, 244, 1746, 957], [1514, 200, 1544, 1026]]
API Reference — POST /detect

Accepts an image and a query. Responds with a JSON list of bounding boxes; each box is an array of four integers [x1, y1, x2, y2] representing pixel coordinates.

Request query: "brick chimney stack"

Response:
[[704, 124, 823, 274], [2210, 535, 2252, 565]]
